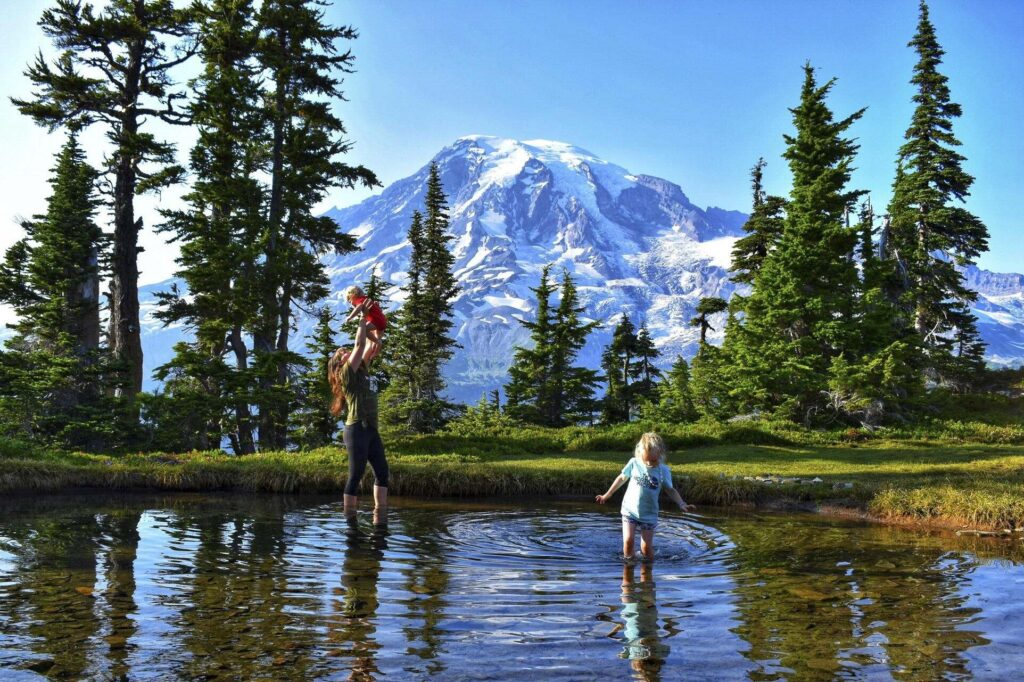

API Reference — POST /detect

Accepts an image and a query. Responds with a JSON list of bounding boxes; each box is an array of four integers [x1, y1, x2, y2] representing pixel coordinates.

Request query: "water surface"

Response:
[[0, 493, 1021, 680]]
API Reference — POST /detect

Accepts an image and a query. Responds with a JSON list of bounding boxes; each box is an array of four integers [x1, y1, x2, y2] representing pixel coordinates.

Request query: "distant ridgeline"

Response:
[[131, 137, 1023, 403]]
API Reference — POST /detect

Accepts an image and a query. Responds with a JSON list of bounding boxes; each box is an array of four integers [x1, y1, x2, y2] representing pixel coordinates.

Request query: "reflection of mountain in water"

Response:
[[1, 497, 1022, 679]]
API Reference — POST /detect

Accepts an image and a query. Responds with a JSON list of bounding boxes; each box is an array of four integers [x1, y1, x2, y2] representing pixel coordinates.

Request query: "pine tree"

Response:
[[550, 270, 601, 425], [252, 0, 379, 448], [504, 268, 599, 426], [504, 265, 557, 425], [0, 135, 121, 448], [887, 0, 989, 386], [727, 64, 865, 420], [154, 0, 265, 454], [12, 0, 198, 400], [290, 307, 339, 449], [601, 314, 639, 424], [631, 323, 661, 405], [730, 159, 787, 286], [690, 297, 728, 346], [644, 355, 696, 423], [382, 170, 460, 434]]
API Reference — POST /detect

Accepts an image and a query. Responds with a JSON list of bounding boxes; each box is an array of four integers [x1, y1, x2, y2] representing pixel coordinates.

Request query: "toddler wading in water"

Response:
[[596, 432, 694, 561]]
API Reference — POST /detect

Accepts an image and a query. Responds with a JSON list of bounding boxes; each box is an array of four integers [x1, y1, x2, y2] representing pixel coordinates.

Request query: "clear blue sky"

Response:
[[2, 0, 1022, 284]]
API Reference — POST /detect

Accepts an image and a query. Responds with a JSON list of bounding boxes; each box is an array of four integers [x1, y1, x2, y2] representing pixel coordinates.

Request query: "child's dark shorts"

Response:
[[621, 514, 657, 531]]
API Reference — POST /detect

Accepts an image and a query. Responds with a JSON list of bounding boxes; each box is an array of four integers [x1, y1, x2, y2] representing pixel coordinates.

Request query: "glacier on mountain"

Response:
[[131, 136, 1023, 401]]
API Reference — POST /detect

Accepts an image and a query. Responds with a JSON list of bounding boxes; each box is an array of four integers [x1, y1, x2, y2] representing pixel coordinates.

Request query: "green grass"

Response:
[[2, 414, 1024, 531]]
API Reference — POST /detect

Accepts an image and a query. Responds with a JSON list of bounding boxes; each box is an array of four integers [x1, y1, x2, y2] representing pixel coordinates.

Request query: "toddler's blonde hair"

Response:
[[634, 432, 667, 463], [344, 285, 365, 301]]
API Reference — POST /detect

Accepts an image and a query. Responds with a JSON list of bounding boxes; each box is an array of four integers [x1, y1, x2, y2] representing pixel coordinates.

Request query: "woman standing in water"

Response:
[[329, 307, 389, 519]]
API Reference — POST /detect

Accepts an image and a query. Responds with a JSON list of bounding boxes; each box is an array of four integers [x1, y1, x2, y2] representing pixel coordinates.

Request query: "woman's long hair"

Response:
[[328, 347, 350, 417]]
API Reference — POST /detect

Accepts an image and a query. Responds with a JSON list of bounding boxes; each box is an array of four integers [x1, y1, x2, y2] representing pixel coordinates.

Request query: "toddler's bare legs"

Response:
[[363, 325, 382, 365], [640, 528, 655, 562], [622, 518, 636, 558]]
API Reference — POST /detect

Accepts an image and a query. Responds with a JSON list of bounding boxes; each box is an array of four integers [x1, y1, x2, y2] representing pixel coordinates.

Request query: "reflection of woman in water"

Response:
[[336, 514, 389, 681], [613, 563, 669, 678]]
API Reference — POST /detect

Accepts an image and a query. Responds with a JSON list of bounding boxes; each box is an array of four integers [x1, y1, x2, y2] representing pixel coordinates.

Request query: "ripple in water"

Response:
[[0, 494, 1022, 681]]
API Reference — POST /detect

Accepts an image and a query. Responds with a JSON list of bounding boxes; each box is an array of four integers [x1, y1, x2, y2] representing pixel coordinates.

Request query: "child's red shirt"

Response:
[[352, 295, 388, 331]]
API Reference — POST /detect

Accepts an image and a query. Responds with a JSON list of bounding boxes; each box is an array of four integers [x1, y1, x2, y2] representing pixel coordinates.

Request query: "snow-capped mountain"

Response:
[[318, 135, 747, 402], [134, 135, 1023, 401]]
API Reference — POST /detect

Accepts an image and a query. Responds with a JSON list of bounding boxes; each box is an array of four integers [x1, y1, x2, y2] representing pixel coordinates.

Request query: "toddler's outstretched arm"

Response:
[[344, 298, 371, 323], [596, 475, 628, 504], [666, 487, 695, 512]]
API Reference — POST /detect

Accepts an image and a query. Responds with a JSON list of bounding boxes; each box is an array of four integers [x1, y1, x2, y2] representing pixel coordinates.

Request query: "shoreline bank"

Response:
[[3, 441, 1024, 533]]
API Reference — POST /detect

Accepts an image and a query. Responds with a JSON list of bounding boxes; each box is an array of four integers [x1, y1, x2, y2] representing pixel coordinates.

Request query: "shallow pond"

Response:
[[0, 494, 1022, 680]]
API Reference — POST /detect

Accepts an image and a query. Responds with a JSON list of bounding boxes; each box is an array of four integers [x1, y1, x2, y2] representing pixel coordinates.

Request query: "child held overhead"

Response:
[[344, 285, 388, 364]]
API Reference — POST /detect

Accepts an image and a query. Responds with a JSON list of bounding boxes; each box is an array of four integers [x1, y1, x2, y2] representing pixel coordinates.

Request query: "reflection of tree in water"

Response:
[[0, 502, 140, 679], [720, 515, 990, 680], [328, 512, 389, 681], [394, 509, 452, 677], [611, 563, 670, 682], [163, 496, 324, 679]]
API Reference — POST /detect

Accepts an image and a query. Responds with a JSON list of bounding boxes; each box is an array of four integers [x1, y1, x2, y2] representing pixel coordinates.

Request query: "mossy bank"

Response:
[[4, 414, 1024, 532]]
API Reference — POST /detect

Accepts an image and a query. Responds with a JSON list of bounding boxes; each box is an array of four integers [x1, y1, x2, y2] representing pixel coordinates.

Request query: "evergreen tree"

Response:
[[504, 265, 557, 425], [727, 64, 865, 420], [550, 270, 601, 425], [690, 297, 728, 346], [382, 168, 460, 434], [12, 0, 198, 400], [631, 323, 661, 405], [290, 307, 339, 449], [252, 0, 379, 448], [730, 159, 787, 286], [0, 135, 122, 448], [601, 314, 639, 424], [154, 0, 265, 454], [505, 268, 599, 426], [643, 355, 696, 423], [886, 0, 989, 386]]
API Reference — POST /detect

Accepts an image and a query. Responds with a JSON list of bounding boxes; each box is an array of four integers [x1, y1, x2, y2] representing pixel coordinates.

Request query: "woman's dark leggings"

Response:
[[343, 421, 389, 495]]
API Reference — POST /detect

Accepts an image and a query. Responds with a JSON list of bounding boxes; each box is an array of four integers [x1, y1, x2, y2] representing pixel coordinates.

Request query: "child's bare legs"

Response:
[[363, 325, 382, 366], [640, 528, 655, 562], [622, 518, 636, 559]]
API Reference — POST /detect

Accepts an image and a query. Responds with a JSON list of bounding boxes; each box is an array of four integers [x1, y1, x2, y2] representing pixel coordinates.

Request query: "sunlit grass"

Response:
[[2, 415, 1024, 530]]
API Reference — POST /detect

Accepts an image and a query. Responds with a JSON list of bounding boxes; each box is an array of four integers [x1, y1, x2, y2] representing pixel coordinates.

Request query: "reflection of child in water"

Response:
[[614, 563, 669, 676]]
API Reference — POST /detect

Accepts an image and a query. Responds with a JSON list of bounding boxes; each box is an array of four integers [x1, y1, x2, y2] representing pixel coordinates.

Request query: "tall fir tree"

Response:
[[0, 135, 123, 448], [549, 270, 601, 425], [727, 64, 865, 420], [252, 0, 379, 448], [631, 323, 661, 405], [12, 0, 198, 400], [505, 268, 599, 426], [600, 314, 640, 424], [643, 355, 696, 423], [886, 0, 989, 388], [504, 265, 557, 425], [730, 159, 787, 286], [382, 168, 460, 433], [154, 0, 265, 454]]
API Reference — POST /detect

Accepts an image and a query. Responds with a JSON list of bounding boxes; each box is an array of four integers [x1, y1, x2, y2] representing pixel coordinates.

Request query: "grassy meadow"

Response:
[[2, 392, 1023, 531]]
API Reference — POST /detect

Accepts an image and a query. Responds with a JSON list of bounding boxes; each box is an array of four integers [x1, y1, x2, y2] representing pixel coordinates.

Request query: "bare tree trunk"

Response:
[[109, 36, 146, 400]]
